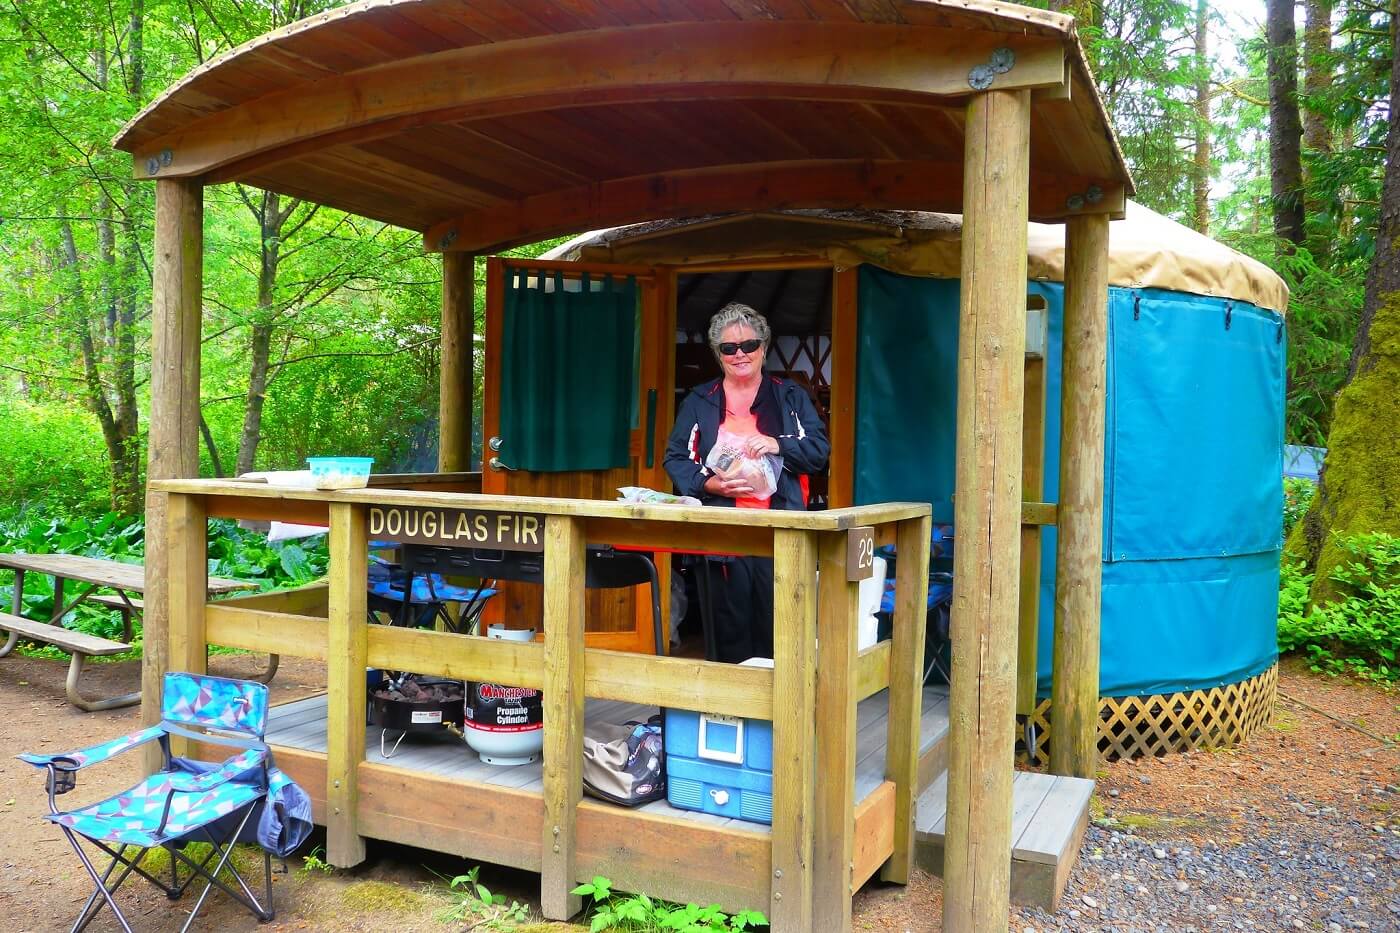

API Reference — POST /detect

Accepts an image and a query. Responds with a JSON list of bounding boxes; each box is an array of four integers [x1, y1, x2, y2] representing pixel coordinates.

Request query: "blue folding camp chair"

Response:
[[19, 672, 279, 933]]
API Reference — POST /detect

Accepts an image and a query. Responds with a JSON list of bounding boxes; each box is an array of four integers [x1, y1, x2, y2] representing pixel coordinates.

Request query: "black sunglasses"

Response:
[[719, 338, 764, 356]]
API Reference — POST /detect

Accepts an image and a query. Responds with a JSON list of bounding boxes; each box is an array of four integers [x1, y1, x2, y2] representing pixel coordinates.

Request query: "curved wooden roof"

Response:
[[114, 0, 1133, 252]]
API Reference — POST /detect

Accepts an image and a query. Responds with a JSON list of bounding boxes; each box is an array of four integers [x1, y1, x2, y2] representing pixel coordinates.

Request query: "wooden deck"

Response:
[[267, 685, 951, 833], [265, 685, 1091, 910], [914, 769, 1094, 911]]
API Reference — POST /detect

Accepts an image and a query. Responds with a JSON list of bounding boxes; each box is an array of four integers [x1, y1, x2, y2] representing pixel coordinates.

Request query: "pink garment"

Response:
[[716, 412, 772, 510]]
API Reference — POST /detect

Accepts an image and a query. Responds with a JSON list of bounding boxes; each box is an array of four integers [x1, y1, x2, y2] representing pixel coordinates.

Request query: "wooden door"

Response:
[[481, 258, 673, 653]]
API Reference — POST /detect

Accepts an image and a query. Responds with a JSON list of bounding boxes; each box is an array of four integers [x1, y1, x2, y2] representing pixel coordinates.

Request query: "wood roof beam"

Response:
[[423, 160, 1123, 254], [123, 21, 1068, 182]]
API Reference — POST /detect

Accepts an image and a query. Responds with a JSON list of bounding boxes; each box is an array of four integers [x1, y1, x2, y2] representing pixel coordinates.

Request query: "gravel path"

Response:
[[1004, 664, 1400, 933], [1014, 801, 1398, 932], [860, 663, 1400, 932]]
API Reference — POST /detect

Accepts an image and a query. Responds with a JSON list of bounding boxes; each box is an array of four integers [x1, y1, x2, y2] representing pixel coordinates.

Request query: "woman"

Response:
[[664, 303, 830, 662]]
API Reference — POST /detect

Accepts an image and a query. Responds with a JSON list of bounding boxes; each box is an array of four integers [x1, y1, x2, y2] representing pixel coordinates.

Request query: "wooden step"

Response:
[[913, 769, 1094, 911]]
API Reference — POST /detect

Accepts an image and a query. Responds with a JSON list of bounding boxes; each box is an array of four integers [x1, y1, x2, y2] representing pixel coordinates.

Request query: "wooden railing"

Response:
[[153, 478, 931, 932]]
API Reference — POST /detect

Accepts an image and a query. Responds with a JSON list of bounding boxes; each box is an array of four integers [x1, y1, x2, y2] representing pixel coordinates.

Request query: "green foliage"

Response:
[[1020, 0, 1212, 219], [438, 865, 530, 929], [0, 402, 112, 515], [1283, 478, 1316, 538], [1278, 533, 1400, 683], [0, 509, 326, 649], [572, 876, 767, 933], [298, 845, 335, 876], [1209, 1, 1393, 445], [204, 519, 329, 586]]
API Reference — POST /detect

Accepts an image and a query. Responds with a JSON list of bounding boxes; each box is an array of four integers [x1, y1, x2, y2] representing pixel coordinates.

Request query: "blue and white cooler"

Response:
[[663, 658, 774, 825]]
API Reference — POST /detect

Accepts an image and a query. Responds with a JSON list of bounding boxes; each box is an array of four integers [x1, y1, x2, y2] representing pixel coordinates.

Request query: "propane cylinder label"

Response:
[[465, 681, 543, 733]]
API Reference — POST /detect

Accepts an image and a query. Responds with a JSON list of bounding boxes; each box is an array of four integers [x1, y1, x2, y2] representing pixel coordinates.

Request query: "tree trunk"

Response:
[[235, 190, 286, 475], [1267, 0, 1306, 250], [60, 220, 139, 514], [1289, 8, 1400, 602], [1302, 0, 1333, 162], [1302, 0, 1334, 257], [1048, 0, 1098, 25], [236, 322, 274, 476], [1192, 0, 1211, 234], [199, 414, 225, 478]]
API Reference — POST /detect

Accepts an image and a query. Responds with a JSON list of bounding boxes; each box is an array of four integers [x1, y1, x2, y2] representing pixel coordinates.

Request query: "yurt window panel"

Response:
[[1104, 289, 1285, 563]]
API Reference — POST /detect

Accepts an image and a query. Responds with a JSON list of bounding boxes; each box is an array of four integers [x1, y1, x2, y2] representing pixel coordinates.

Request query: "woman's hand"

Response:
[[744, 434, 780, 457], [705, 474, 755, 499]]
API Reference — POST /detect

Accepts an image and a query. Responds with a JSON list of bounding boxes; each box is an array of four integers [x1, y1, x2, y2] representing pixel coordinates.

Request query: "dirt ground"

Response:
[[1, 653, 1395, 932]]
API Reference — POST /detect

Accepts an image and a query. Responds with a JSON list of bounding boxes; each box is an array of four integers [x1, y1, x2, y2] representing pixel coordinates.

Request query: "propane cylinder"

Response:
[[463, 625, 544, 765]]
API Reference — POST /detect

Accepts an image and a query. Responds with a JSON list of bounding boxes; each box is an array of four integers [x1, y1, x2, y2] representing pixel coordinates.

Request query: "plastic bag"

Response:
[[705, 429, 782, 499], [617, 486, 702, 506]]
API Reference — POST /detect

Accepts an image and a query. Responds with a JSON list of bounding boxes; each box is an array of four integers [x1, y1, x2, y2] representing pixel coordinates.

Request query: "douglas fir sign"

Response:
[[367, 505, 544, 551]]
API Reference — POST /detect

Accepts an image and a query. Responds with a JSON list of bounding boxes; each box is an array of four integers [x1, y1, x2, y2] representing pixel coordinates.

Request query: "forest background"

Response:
[[0, 1, 1395, 672]]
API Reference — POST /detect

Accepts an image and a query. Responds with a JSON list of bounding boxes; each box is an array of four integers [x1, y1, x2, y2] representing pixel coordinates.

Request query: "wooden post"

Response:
[[1051, 213, 1110, 778], [541, 515, 586, 920], [143, 177, 203, 773], [769, 528, 818, 931], [943, 88, 1031, 933], [326, 502, 369, 867], [812, 531, 860, 929], [827, 267, 858, 508], [882, 513, 931, 884], [440, 252, 476, 472], [1018, 335, 1049, 719], [166, 493, 209, 677]]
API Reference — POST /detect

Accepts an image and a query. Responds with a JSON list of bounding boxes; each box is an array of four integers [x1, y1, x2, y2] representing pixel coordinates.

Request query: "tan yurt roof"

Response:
[[549, 202, 1288, 313]]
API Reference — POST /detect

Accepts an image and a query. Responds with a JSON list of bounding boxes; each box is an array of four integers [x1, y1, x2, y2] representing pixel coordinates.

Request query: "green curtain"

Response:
[[854, 268, 960, 520], [499, 270, 638, 472]]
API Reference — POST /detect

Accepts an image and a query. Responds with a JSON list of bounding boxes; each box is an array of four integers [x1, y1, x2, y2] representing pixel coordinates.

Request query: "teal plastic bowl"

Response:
[[306, 456, 374, 489]]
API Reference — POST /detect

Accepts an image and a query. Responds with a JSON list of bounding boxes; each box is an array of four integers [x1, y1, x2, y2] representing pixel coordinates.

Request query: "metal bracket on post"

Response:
[[1065, 185, 1105, 213], [967, 47, 1016, 90], [143, 149, 174, 177]]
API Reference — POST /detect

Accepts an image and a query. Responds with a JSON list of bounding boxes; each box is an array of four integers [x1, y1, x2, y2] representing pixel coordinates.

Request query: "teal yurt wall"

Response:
[[853, 267, 1285, 697]]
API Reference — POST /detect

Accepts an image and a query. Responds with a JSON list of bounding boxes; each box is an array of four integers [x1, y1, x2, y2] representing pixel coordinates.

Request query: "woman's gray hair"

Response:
[[707, 302, 771, 354]]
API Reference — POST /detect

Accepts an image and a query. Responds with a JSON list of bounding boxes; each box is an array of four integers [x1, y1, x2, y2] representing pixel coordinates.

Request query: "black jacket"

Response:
[[664, 376, 830, 511]]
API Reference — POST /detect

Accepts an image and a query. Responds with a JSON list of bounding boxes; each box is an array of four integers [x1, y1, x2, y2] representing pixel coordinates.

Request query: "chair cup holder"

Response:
[[51, 757, 79, 795]]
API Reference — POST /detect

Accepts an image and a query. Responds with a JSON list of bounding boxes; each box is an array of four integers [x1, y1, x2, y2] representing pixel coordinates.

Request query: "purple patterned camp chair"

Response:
[[19, 672, 277, 932]]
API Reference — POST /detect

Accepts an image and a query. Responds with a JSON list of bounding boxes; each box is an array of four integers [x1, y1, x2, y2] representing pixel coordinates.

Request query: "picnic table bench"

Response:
[[0, 611, 134, 711], [0, 552, 261, 710]]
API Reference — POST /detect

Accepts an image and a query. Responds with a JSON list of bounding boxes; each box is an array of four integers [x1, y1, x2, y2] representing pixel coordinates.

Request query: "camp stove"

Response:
[[368, 674, 465, 759]]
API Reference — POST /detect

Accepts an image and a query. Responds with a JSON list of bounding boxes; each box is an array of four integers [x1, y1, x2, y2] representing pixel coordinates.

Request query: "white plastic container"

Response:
[[856, 556, 888, 651], [463, 625, 544, 766]]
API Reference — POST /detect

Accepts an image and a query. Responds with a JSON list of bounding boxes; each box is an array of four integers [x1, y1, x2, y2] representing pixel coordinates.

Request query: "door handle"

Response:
[[488, 457, 516, 472]]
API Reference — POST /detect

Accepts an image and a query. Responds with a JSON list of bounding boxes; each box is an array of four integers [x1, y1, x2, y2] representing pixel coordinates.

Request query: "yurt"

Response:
[[550, 202, 1288, 758]]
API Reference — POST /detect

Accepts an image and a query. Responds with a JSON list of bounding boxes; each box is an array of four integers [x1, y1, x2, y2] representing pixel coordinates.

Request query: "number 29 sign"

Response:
[[846, 526, 876, 582]]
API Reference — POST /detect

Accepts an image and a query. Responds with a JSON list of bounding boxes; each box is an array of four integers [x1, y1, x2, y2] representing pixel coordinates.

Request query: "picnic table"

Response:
[[0, 552, 261, 710]]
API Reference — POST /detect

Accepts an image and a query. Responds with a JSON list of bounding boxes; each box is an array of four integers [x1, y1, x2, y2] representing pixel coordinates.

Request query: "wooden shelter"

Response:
[[117, 2, 1133, 930]]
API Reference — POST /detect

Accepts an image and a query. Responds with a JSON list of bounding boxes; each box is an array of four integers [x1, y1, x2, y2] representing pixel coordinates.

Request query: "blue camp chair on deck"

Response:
[[19, 672, 280, 933]]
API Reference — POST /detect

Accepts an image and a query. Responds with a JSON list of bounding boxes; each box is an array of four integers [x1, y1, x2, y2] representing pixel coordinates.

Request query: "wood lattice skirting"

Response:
[[1023, 664, 1279, 761]]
